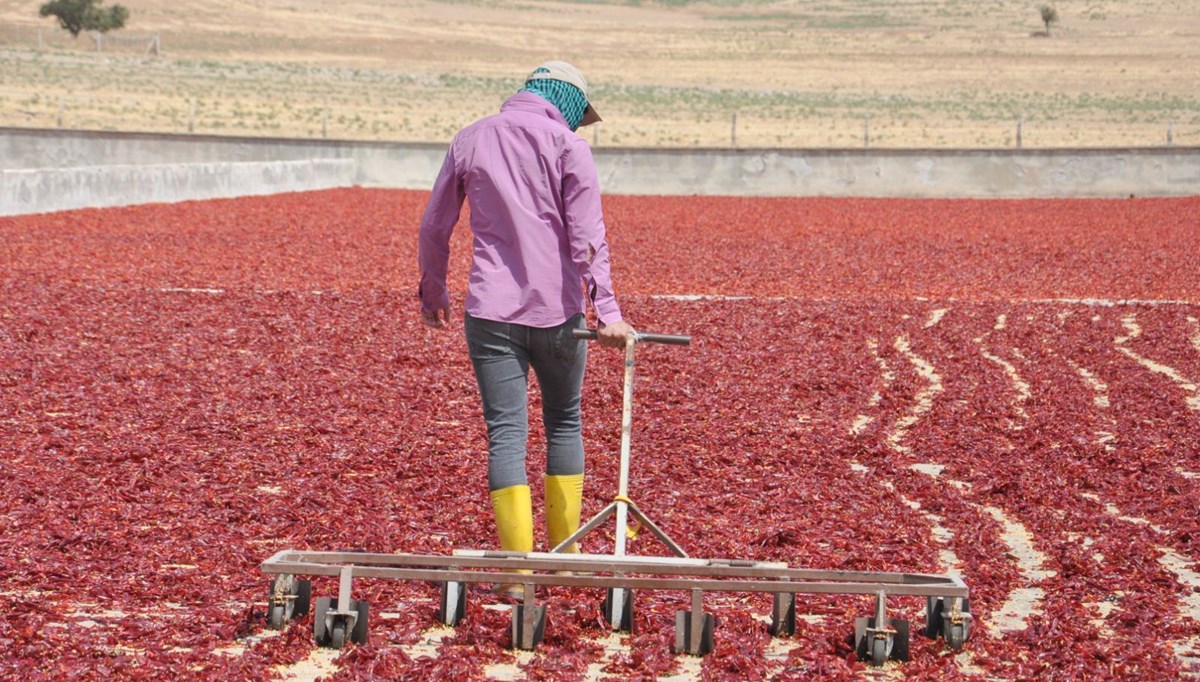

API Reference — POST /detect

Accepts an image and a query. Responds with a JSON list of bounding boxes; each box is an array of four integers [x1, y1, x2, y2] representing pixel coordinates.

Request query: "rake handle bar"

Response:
[[572, 328, 691, 346]]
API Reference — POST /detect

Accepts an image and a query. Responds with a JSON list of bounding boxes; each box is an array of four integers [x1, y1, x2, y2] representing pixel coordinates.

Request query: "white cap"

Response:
[[527, 60, 602, 126]]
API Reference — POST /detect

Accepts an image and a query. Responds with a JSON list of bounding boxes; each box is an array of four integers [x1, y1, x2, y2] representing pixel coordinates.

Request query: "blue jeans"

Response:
[[465, 313, 587, 491]]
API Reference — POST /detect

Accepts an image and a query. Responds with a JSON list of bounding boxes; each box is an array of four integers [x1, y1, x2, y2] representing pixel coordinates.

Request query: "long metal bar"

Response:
[[571, 329, 692, 346], [260, 560, 967, 598], [264, 550, 966, 589]]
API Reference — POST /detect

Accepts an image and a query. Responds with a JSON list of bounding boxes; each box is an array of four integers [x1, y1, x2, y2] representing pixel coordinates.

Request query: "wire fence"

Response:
[[4, 96, 1191, 150]]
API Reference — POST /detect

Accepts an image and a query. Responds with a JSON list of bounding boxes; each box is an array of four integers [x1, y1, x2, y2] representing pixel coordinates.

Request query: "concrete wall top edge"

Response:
[[1, 158, 356, 174], [0, 126, 449, 153], [4, 126, 1196, 157]]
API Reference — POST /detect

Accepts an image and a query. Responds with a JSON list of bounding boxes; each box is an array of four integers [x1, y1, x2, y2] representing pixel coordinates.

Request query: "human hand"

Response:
[[597, 320, 634, 349], [421, 306, 451, 329]]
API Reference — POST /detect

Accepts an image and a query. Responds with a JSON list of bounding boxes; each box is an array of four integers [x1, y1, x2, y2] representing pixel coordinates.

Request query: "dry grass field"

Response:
[[1, 0, 1198, 148]]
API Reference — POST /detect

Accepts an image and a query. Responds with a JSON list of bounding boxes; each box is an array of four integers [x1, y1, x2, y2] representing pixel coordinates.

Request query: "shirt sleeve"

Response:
[[561, 138, 623, 325], [417, 144, 465, 313]]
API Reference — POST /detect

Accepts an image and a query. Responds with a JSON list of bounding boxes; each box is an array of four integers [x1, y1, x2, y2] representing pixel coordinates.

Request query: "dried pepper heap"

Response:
[[1, 190, 1198, 680]]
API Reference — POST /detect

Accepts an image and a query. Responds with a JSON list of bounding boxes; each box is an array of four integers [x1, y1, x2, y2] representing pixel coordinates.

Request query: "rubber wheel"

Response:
[[267, 603, 285, 630], [268, 575, 292, 626], [268, 575, 311, 626], [932, 596, 970, 650], [944, 619, 967, 651], [330, 620, 346, 649], [870, 636, 888, 667]]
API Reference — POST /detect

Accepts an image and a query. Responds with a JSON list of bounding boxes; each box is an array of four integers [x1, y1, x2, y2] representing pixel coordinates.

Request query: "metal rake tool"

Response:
[[261, 327, 970, 663]]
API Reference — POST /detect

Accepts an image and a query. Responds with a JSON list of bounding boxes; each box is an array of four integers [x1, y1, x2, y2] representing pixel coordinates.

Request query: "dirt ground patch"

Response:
[[1, 0, 1197, 148]]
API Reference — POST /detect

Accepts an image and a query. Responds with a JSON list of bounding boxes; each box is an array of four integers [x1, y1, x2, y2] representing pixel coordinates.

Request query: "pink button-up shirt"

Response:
[[417, 92, 623, 328]]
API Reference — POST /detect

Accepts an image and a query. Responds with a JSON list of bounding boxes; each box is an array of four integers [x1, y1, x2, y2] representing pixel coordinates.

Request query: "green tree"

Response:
[[1039, 5, 1059, 36], [39, 0, 129, 38]]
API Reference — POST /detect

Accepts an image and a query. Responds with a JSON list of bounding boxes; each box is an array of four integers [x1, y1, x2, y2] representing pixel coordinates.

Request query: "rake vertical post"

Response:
[[613, 333, 637, 558]]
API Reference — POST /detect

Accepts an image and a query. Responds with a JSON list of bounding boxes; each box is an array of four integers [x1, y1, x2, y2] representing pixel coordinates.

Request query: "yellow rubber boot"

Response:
[[490, 484, 534, 554], [489, 484, 533, 599], [545, 474, 584, 554]]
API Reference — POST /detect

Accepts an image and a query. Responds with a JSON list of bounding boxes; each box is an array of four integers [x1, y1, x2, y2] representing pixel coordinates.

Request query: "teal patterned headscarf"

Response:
[[521, 72, 589, 131]]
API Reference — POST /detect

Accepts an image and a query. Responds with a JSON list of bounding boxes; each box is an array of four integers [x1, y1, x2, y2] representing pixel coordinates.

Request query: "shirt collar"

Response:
[[501, 91, 570, 129]]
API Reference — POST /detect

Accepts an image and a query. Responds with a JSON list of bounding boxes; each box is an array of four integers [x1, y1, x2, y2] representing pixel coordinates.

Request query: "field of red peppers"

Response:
[[2, 188, 1199, 681]]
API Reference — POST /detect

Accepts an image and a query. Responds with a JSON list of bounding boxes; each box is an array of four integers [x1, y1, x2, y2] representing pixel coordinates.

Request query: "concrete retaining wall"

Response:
[[597, 147, 1200, 198], [2, 127, 1197, 216], [1, 158, 357, 216], [0, 128, 445, 194]]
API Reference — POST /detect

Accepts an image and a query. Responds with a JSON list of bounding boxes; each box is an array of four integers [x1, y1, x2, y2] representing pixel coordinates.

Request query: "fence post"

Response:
[[1016, 115, 1023, 149], [57, 100, 64, 128], [322, 106, 329, 138], [592, 125, 600, 147], [863, 116, 870, 148], [731, 112, 738, 148], [1167, 120, 1174, 146], [188, 100, 195, 133]]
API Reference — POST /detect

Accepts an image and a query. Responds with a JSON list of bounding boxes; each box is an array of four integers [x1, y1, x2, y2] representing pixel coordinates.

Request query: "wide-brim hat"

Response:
[[526, 60, 602, 126]]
